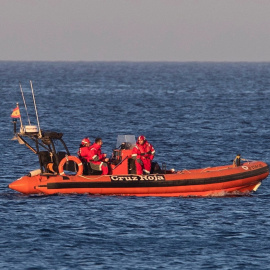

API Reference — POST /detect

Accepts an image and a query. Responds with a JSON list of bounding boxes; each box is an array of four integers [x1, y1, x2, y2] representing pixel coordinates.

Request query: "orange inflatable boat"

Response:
[[9, 130, 269, 197]]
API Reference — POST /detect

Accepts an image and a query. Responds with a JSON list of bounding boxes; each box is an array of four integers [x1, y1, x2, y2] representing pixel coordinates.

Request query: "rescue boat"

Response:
[[8, 82, 269, 196], [9, 130, 269, 196]]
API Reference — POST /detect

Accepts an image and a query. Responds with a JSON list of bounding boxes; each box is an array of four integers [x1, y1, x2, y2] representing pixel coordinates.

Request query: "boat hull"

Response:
[[9, 161, 269, 197]]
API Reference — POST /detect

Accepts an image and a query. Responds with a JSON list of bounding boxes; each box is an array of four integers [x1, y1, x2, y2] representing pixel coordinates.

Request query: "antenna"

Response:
[[30, 80, 42, 137], [16, 102, 23, 128], [19, 83, 31, 125]]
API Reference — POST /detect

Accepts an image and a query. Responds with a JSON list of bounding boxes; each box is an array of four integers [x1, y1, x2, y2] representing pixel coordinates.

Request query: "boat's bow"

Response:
[[9, 175, 41, 194]]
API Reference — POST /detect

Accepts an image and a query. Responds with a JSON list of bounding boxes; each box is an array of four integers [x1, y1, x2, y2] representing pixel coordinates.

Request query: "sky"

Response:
[[0, 0, 270, 62]]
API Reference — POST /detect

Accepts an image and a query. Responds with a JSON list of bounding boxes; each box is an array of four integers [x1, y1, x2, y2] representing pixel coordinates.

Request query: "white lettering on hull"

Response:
[[110, 175, 165, 181]]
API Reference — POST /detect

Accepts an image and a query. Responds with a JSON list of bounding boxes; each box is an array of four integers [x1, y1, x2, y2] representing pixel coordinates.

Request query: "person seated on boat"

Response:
[[132, 135, 155, 175], [89, 137, 109, 175], [77, 137, 92, 163]]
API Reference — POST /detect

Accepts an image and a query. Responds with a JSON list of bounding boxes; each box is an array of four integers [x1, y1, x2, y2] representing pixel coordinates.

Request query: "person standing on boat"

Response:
[[77, 137, 92, 162], [89, 137, 109, 175], [132, 135, 155, 175]]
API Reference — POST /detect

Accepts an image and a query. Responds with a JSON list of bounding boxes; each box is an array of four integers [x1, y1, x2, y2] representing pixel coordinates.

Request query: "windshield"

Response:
[[116, 135, 136, 149]]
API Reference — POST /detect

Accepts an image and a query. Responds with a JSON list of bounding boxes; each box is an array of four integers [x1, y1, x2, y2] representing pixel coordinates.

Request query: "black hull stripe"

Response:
[[41, 166, 269, 190]]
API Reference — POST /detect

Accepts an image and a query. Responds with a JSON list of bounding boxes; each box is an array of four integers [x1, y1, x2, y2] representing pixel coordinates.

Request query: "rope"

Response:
[[77, 175, 106, 180]]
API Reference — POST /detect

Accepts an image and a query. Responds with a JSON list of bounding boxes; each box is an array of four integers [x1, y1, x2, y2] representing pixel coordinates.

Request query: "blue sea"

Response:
[[1, 62, 270, 269]]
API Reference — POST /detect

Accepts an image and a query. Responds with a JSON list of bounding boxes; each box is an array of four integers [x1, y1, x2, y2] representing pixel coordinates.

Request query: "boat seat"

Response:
[[56, 152, 81, 173], [128, 159, 161, 174], [82, 162, 102, 175], [57, 151, 67, 163], [128, 158, 137, 174], [39, 151, 54, 173], [39, 151, 70, 173], [151, 161, 162, 174]]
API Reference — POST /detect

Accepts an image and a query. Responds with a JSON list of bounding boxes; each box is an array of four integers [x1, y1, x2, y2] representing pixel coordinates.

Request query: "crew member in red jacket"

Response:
[[77, 137, 92, 162], [89, 137, 109, 175], [132, 135, 155, 175]]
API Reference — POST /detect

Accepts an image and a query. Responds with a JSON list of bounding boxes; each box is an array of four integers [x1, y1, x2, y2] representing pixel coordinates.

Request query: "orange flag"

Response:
[[11, 107, 21, 118]]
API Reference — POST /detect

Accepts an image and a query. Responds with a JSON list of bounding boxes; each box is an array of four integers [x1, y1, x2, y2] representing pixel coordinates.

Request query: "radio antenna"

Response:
[[19, 83, 31, 125], [30, 80, 41, 137]]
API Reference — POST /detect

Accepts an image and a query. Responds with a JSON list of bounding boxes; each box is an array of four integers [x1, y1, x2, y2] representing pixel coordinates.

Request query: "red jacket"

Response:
[[132, 140, 155, 161], [89, 143, 106, 164], [78, 146, 92, 162]]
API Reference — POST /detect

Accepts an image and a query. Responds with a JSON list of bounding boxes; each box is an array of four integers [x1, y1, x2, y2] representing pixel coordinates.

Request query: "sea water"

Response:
[[1, 62, 270, 269]]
